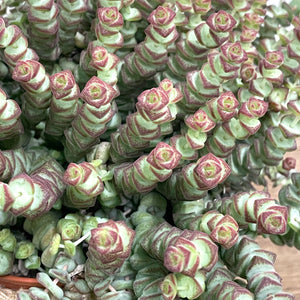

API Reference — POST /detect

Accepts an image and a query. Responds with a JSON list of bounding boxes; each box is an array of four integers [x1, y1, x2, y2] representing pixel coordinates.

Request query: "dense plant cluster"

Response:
[[0, 0, 300, 299]]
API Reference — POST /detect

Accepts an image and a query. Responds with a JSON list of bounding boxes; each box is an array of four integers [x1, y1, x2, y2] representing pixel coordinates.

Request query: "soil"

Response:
[[255, 139, 300, 300]]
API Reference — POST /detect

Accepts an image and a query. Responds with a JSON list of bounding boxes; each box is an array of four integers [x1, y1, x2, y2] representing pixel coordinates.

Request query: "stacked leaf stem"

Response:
[[0, 1, 299, 299], [26, 0, 60, 61], [110, 79, 182, 162], [63, 76, 118, 161]]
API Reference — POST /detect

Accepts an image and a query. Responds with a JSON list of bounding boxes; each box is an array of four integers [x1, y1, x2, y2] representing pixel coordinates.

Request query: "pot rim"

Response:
[[0, 275, 43, 290]]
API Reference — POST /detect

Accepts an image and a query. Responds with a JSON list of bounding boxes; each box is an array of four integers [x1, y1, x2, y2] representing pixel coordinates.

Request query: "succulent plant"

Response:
[[0, 0, 299, 299]]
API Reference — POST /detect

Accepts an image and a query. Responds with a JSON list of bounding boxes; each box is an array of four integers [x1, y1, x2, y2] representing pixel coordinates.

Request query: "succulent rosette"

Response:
[[80, 43, 121, 86], [146, 142, 182, 171], [173, 201, 237, 251], [63, 161, 104, 208], [206, 10, 237, 33], [238, 11, 264, 57], [140, 222, 218, 277], [244, 12, 265, 29], [259, 50, 284, 86], [12, 59, 52, 126], [159, 152, 231, 201], [88, 220, 135, 264], [95, 7, 124, 52], [57, 217, 82, 241], [121, 5, 178, 84], [96, 0, 142, 53], [163, 236, 202, 276], [206, 91, 240, 122], [80, 75, 117, 106], [159, 273, 178, 300], [184, 109, 216, 150], [219, 191, 288, 235], [199, 211, 239, 249], [240, 62, 258, 83], [174, 92, 239, 159], [86, 219, 135, 290], [240, 25, 259, 44], [160, 271, 206, 300], [159, 78, 183, 105], [0, 17, 39, 68], [179, 41, 247, 112], [189, 153, 231, 190], [64, 76, 117, 161], [207, 97, 268, 157], [110, 82, 180, 161], [231, 97, 268, 135], [221, 41, 248, 67], [167, 9, 236, 79], [97, 6, 123, 32], [114, 142, 182, 195], [45, 70, 80, 137], [1, 159, 65, 219], [146, 6, 177, 35], [136, 87, 172, 123]]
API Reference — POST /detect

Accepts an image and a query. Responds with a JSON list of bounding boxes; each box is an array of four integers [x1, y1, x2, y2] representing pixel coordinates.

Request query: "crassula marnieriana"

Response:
[[207, 96, 269, 157], [0, 17, 39, 68], [63, 161, 104, 209], [0, 159, 65, 219], [23, 210, 61, 251], [57, 0, 88, 55], [172, 201, 239, 249], [64, 76, 118, 161], [121, 5, 179, 84], [45, 69, 80, 139], [259, 50, 284, 86], [95, 0, 142, 54], [1, 1, 300, 299], [0, 88, 23, 142], [110, 80, 182, 161], [131, 212, 214, 299], [160, 271, 206, 300], [95, 6, 124, 52], [171, 91, 239, 160], [221, 235, 294, 300], [202, 261, 254, 299], [160, 152, 230, 201], [26, 0, 60, 61], [140, 221, 218, 277], [85, 219, 135, 292], [114, 142, 182, 195], [12, 59, 52, 127], [178, 41, 247, 112], [80, 43, 121, 87], [218, 191, 288, 235], [184, 109, 216, 150], [167, 9, 237, 80]]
